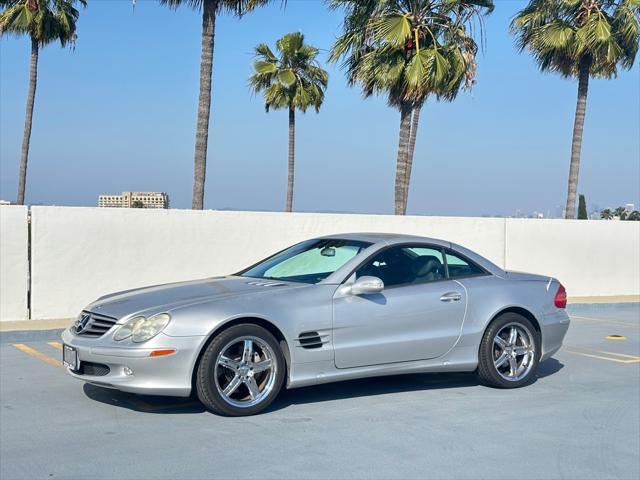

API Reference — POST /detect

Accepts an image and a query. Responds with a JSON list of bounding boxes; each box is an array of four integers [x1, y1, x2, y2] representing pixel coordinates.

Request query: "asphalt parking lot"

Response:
[[1, 304, 639, 480]]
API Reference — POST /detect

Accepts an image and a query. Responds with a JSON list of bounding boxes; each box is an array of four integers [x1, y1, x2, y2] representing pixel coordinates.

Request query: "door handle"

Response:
[[440, 292, 462, 302]]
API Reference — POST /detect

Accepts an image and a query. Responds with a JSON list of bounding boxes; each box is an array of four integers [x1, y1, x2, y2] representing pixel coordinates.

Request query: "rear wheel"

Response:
[[477, 313, 540, 388], [196, 324, 285, 416]]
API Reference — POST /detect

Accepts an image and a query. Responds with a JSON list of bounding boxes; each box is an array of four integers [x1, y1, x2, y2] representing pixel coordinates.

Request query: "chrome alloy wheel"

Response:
[[492, 322, 536, 382], [214, 336, 277, 408]]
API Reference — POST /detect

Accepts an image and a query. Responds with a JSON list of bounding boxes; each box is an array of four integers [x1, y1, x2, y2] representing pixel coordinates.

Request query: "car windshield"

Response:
[[240, 239, 371, 284]]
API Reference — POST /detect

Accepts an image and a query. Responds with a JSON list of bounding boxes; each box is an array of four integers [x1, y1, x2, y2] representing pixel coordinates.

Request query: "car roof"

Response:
[[316, 232, 505, 283], [318, 232, 450, 247]]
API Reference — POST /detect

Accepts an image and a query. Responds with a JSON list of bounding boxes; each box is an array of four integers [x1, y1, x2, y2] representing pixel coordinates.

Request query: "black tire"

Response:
[[477, 312, 540, 388], [195, 324, 285, 416]]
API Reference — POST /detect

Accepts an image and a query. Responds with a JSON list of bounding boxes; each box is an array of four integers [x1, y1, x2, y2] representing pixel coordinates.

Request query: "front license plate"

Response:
[[62, 344, 79, 371]]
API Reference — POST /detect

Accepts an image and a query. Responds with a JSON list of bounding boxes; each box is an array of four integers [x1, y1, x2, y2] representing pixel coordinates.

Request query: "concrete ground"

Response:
[[1, 304, 638, 480]]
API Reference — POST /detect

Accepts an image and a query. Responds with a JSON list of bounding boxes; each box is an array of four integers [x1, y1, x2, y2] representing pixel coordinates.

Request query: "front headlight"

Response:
[[113, 316, 145, 341], [113, 314, 171, 343], [132, 313, 171, 343]]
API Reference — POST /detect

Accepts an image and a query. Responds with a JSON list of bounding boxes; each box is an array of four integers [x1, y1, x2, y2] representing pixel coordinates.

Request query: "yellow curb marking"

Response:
[[564, 349, 640, 364], [47, 341, 63, 350], [595, 350, 639, 359], [570, 315, 637, 328], [12, 344, 62, 369]]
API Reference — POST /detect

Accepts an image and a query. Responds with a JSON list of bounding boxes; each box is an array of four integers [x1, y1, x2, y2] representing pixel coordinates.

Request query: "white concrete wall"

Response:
[[5, 206, 637, 320], [0, 206, 29, 321], [505, 218, 640, 297]]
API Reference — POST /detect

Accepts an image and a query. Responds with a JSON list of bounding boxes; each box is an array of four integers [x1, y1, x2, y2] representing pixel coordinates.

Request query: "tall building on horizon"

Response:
[[98, 192, 169, 209]]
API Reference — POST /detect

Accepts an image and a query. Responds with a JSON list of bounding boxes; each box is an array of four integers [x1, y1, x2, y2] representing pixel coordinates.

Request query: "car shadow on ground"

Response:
[[82, 358, 564, 415], [270, 358, 564, 412]]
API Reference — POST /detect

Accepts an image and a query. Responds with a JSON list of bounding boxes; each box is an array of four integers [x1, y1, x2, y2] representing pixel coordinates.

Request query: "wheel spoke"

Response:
[[508, 357, 518, 377], [494, 352, 508, 368], [252, 359, 272, 374], [245, 377, 260, 400], [241, 340, 253, 364], [508, 327, 518, 346], [218, 355, 239, 373], [223, 375, 242, 396], [514, 346, 530, 356], [494, 336, 507, 349]]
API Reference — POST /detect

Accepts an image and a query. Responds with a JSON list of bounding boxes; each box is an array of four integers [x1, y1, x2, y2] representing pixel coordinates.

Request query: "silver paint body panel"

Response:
[[62, 233, 570, 396]]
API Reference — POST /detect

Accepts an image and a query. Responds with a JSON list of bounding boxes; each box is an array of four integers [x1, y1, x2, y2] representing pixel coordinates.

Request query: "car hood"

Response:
[[85, 276, 302, 320]]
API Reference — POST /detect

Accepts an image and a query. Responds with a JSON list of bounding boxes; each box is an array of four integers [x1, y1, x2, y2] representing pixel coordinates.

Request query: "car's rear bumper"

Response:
[[60, 328, 205, 397], [540, 309, 570, 361]]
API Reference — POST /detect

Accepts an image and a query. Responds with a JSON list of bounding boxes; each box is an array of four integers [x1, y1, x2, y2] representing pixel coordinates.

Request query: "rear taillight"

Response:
[[554, 284, 567, 309]]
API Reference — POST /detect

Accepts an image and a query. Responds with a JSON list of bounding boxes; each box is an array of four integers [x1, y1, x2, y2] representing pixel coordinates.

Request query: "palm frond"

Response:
[[370, 12, 412, 47], [253, 60, 277, 74], [159, 0, 274, 15]]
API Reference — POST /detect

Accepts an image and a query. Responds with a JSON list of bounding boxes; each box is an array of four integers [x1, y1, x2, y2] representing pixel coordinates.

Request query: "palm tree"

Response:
[[330, 0, 494, 215], [249, 32, 328, 212], [627, 210, 640, 221], [511, 0, 640, 219], [600, 208, 613, 219], [0, 0, 86, 205], [160, 0, 272, 210], [613, 206, 628, 219]]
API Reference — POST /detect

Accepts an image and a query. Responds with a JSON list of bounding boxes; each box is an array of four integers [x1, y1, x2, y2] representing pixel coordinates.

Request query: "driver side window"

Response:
[[355, 245, 445, 287]]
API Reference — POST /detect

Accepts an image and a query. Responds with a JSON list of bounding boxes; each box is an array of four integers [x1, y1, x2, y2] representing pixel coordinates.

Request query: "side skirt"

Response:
[[286, 345, 479, 389]]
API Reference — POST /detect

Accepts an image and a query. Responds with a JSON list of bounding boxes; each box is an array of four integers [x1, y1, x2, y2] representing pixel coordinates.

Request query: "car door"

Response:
[[332, 244, 467, 369]]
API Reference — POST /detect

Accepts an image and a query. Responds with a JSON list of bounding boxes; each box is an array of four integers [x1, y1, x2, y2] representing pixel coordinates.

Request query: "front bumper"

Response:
[[61, 328, 206, 397]]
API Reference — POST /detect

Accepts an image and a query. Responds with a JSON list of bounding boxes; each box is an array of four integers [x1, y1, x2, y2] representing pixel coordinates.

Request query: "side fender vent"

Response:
[[297, 331, 328, 349]]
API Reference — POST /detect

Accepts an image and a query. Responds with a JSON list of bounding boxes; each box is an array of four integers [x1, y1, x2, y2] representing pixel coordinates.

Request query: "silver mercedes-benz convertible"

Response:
[[62, 233, 570, 416]]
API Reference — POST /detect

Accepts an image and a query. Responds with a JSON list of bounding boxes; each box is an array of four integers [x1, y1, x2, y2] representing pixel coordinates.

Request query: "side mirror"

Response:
[[350, 276, 384, 295]]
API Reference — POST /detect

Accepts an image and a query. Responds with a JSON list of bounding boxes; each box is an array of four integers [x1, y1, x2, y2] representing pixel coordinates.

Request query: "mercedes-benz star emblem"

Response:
[[74, 313, 91, 334]]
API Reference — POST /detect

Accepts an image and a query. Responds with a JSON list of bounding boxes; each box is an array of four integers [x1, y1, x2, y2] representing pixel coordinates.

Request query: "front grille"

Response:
[[74, 311, 118, 338], [77, 362, 110, 376]]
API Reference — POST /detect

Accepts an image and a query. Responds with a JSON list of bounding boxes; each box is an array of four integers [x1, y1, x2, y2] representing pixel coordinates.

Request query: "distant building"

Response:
[[624, 203, 635, 213], [98, 192, 169, 209], [0, 200, 13, 205]]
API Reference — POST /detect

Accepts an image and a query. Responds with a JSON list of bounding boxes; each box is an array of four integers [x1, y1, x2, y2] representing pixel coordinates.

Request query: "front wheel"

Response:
[[477, 313, 540, 388], [196, 324, 285, 416]]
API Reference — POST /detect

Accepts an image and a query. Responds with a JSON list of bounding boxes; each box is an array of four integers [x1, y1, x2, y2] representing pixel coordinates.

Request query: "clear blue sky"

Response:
[[1, 0, 638, 216]]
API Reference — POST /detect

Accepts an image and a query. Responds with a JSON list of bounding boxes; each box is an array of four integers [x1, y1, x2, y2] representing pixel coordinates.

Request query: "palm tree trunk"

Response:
[[394, 102, 412, 215], [564, 57, 590, 219], [402, 103, 422, 214], [191, 0, 217, 210], [16, 38, 39, 206], [286, 107, 295, 212]]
